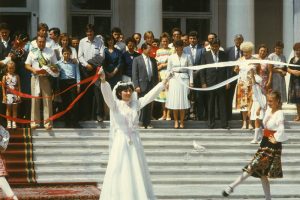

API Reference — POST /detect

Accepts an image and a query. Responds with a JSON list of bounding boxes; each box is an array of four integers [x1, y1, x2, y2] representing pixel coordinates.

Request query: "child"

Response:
[[248, 70, 267, 144], [2, 61, 21, 129], [57, 47, 81, 128]]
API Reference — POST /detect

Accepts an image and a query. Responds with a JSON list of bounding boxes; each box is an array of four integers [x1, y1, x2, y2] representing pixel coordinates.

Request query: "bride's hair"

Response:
[[115, 81, 134, 100]]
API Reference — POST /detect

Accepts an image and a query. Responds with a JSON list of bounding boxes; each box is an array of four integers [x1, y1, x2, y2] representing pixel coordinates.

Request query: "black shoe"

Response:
[[222, 126, 230, 130], [73, 123, 83, 128], [222, 186, 233, 197], [96, 115, 103, 122]]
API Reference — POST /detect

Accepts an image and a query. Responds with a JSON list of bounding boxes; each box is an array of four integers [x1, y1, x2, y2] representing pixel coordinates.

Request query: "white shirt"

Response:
[[190, 44, 197, 62], [78, 36, 105, 67], [29, 38, 54, 51], [1, 38, 10, 48], [263, 108, 288, 142], [25, 47, 58, 71], [211, 50, 219, 63]]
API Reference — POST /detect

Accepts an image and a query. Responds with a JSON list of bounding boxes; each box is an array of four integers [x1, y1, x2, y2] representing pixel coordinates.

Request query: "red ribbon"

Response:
[[0, 67, 101, 124]]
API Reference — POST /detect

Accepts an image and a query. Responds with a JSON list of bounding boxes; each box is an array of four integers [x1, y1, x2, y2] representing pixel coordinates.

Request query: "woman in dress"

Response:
[[287, 42, 300, 121], [99, 69, 171, 200], [235, 41, 256, 129], [155, 32, 173, 120], [223, 91, 288, 200], [166, 40, 193, 129], [103, 35, 122, 88], [268, 41, 287, 102]]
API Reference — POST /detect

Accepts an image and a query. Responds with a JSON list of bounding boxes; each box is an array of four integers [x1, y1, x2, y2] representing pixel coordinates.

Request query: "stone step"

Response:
[[153, 184, 300, 199]]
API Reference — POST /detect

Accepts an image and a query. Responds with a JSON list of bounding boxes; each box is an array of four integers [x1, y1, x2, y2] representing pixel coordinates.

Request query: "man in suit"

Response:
[[225, 34, 244, 120], [183, 31, 206, 120], [0, 23, 12, 126], [132, 43, 158, 128], [200, 39, 229, 129]]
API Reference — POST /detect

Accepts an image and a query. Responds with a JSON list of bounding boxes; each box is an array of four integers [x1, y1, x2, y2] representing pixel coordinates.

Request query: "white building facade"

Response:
[[0, 0, 299, 56]]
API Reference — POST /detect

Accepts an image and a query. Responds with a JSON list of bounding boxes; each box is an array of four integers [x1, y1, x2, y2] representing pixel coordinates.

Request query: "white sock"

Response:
[[261, 176, 271, 200], [0, 177, 17, 199], [229, 171, 251, 189]]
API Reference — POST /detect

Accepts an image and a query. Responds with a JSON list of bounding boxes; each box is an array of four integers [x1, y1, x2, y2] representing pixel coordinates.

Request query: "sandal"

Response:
[[174, 121, 179, 129], [294, 116, 300, 121]]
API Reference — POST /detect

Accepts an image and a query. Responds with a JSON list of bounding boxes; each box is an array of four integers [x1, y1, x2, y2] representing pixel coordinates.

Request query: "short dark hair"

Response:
[[208, 32, 217, 38], [85, 24, 95, 32], [62, 46, 72, 54], [257, 44, 268, 53], [211, 38, 221, 46], [125, 37, 136, 45], [111, 27, 122, 34], [293, 42, 300, 51], [38, 23, 49, 31], [174, 40, 184, 48], [188, 31, 198, 38], [0, 22, 10, 31], [275, 41, 284, 48], [132, 32, 141, 39], [104, 35, 115, 47], [115, 82, 134, 100], [171, 27, 182, 35], [141, 42, 151, 50], [49, 27, 61, 37]]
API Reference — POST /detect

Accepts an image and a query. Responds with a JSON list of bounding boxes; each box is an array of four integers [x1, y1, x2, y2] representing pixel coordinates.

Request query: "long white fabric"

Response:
[[171, 59, 300, 91]]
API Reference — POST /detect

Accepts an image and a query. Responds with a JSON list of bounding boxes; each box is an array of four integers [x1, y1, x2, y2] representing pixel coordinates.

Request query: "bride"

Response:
[[98, 69, 171, 200]]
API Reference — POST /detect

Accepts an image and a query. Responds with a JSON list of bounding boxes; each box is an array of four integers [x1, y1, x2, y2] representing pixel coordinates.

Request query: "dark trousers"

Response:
[[207, 87, 227, 128], [195, 91, 207, 120], [59, 79, 79, 126], [225, 80, 237, 120], [139, 85, 153, 127], [79, 65, 96, 120], [0, 89, 6, 126], [93, 83, 105, 119]]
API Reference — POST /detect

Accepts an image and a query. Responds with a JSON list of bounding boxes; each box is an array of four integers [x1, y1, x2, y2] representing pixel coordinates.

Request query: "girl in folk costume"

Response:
[[98, 68, 171, 200], [223, 91, 288, 200], [248, 69, 267, 144], [2, 61, 21, 129]]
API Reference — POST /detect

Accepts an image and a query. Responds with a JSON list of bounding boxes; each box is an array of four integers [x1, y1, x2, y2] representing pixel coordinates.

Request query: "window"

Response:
[[186, 19, 210, 42], [71, 0, 110, 10], [70, 0, 112, 38], [163, 0, 212, 40], [0, 14, 29, 37], [0, 0, 26, 7], [163, 0, 210, 12]]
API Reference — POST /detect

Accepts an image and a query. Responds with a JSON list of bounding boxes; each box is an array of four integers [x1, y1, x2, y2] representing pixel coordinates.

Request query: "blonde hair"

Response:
[[240, 41, 254, 53]]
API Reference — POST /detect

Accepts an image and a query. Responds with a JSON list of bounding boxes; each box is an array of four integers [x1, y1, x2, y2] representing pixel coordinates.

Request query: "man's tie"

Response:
[[147, 57, 152, 80], [236, 48, 240, 60]]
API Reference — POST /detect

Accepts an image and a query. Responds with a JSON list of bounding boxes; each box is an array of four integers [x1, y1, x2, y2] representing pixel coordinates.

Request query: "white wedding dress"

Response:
[[99, 81, 164, 200]]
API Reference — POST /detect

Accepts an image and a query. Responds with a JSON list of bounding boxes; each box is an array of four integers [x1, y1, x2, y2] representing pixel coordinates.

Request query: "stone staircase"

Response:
[[31, 119, 300, 199]]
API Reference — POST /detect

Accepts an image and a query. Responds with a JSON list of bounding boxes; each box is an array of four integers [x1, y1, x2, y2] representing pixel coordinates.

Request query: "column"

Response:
[[294, 0, 300, 42], [226, 0, 254, 47], [135, 0, 162, 39], [39, 0, 67, 32], [283, 0, 294, 59]]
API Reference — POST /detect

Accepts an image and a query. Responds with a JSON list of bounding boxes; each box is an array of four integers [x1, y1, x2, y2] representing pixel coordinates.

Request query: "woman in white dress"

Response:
[[99, 69, 170, 200], [166, 40, 193, 129], [223, 91, 288, 200]]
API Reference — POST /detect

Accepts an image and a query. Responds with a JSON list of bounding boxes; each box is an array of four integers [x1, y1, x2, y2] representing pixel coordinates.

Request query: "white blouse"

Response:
[[167, 53, 193, 84], [263, 108, 288, 142]]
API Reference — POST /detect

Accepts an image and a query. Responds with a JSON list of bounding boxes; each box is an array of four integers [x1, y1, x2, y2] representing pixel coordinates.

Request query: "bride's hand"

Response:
[[98, 67, 106, 82]]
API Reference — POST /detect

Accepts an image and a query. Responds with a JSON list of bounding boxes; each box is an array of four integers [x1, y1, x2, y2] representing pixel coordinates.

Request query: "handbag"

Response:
[[0, 126, 10, 152]]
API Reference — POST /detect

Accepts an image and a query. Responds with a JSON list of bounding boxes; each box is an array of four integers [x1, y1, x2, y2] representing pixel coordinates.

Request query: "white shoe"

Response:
[[241, 121, 247, 129], [12, 122, 17, 129], [250, 139, 259, 144], [7, 121, 11, 129], [248, 124, 254, 130]]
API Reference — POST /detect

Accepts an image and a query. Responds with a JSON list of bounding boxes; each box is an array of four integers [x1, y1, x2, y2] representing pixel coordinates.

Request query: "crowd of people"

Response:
[[0, 22, 300, 132], [0, 20, 297, 200]]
